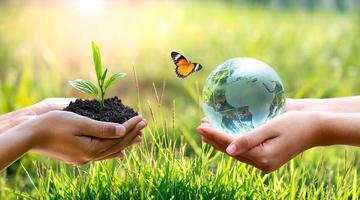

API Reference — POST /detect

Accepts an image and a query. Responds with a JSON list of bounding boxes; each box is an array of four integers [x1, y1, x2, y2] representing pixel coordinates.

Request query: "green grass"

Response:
[[0, 1, 359, 199]]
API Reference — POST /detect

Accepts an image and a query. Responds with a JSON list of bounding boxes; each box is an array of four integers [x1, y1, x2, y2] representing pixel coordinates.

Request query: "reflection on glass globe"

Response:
[[202, 57, 286, 135]]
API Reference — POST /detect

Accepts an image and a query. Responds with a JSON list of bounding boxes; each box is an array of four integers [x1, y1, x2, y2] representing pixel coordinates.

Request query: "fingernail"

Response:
[[116, 125, 126, 136], [139, 121, 147, 128], [226, 144, 237, 155]]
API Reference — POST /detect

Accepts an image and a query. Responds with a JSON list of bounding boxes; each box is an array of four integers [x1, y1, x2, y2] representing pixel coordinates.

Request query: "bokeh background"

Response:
[[0, 0, 360, 198]]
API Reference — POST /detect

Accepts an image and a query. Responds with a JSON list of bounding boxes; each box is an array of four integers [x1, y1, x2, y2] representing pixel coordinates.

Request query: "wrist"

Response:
[[314, 112, 343, 146], [301, 112, 327, 149]]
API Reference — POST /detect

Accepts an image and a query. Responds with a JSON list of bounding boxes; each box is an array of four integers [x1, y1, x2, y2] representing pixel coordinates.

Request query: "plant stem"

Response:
[[98, 75, 105, 108], [100, 88, 105, 108]]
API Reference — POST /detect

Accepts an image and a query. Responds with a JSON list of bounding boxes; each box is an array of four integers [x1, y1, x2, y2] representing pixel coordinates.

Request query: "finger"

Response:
[[94, 151, 125, 161], [85, 120, 145, 159], [203, 137, 255, 166], [200, 122, 212, 127], [33, 98, 76, 115], [197, 125, 235, 146], [236, 145, 274, 173], [284, 98, 300, 112], [202, 137, 227, 152], [200, 118, 213, 127], [130, 136, 142, 145], [113, 121, 146, 149], [80, 115, 143, 139], [94, 121, 147, 159], [235, 143, 268, 162], [122, 116, 144, 130], [94, 136, 142, 161], [226, 124, 277, 156], [80, 119, 126, 139], [0, 115, 36, 132], [198, 124, 274, 170], [45, 98, 76, 110], [201, 118, 209, 123]]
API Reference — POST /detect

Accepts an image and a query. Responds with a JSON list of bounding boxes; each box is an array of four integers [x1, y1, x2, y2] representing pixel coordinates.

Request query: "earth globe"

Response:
[[202, 57, 286, 135]]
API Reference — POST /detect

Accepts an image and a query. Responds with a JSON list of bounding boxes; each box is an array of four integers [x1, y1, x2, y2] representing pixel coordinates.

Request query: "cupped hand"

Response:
[[197, 111, 324, 173], [30, 98, 76, 115], [20, 111, 146, 166], [0, 98, 75, 133]]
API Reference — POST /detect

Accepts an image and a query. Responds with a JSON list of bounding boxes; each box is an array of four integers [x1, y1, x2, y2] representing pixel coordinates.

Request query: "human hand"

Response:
[[19, 111, 146, 165], [30, 98, 76, 115], [0, 98, 75, 133], [286, 97, 360, 113], [197, 111, 324, 173]]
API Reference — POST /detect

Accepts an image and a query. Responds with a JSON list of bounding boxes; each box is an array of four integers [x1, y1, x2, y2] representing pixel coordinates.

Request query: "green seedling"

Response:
[[69, 41, 126, 108]]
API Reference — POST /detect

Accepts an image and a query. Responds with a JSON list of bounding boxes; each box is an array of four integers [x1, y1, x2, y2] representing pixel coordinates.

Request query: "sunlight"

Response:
[[75, 0, 102, 13]]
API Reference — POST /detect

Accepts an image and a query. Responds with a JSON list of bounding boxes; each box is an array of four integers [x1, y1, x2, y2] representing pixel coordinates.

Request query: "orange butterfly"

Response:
[[171, 51, 203, 78]]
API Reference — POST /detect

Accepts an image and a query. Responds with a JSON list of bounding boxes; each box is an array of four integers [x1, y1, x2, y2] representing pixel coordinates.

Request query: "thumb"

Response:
[[81, 119, 126, 139], [226, 125, 274, 156]]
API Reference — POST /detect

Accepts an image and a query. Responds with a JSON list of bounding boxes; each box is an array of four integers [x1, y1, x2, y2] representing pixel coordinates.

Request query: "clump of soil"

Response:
[[64, 97, 138, 124]]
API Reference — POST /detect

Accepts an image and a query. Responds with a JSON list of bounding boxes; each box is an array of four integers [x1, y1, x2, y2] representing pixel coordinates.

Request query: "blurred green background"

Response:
[[0, 0, 360, 198], [1, 0, 360, 113]]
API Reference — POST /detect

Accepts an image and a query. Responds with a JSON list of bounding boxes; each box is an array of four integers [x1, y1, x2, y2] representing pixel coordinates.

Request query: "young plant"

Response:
[[69, 41, 126, 108]]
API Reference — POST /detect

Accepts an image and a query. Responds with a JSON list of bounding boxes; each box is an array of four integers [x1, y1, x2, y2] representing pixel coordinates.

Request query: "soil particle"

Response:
[[64, 97, 138, 124]]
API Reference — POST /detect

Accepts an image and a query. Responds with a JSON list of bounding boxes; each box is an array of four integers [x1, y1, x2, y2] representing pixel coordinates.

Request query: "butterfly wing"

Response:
[[176, 63, 196, 78], [171, 51, 203, 78], [191, 63, 203, 72], [171, 51, 187, 65]]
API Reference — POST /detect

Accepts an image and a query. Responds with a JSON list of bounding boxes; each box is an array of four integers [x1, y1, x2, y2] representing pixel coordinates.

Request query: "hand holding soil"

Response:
[[0, 105, 146, 171], [0, 42, 145, 172], [28, 111, 146, 165]]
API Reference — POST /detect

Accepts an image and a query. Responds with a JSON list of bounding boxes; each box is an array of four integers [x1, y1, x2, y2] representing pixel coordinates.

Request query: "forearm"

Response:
[[290, 96, 360, 113], [317, 112, 360, 147], [0, 125, 34, 172]]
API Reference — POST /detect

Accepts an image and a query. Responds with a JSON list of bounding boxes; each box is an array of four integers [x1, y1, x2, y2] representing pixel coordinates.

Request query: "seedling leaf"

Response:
[[101, 69, 108, 86], [69, 42, 127, 108], [69, 79, 99, 98], [92, 41, 102, 81], [104, 73, 127, 90]]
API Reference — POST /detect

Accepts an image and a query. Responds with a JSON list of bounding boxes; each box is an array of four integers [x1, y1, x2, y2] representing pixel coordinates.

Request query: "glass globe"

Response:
[[202, 57, 286, 135]]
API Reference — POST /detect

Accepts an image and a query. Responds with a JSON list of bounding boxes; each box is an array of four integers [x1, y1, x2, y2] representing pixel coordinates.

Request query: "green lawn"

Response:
[[0, 1, 359, 199]]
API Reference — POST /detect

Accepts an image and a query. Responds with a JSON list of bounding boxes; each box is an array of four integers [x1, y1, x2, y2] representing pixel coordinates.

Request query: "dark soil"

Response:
[[64, 97, 138, 124]]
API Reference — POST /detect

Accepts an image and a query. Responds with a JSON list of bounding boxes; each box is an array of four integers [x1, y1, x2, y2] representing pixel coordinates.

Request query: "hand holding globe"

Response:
[[199, 58, 360, 173]]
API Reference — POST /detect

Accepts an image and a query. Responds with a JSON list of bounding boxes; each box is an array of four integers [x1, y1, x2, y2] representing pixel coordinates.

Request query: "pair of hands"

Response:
[[197, 98, 356, 173], [0, 98, 146, 168]]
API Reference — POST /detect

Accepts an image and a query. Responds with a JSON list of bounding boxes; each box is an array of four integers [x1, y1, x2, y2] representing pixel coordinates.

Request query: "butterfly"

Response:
[[171, 51, 203, 78]]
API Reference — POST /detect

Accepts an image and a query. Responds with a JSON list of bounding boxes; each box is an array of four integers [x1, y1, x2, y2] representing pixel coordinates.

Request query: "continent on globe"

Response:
[[263, 81, 286, 118], [202, 57, 286, 135], [221, 105, 254, 134]]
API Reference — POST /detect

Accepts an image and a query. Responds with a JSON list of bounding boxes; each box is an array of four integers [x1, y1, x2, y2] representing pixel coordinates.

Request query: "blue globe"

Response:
[[202, 58, 286, 135]]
